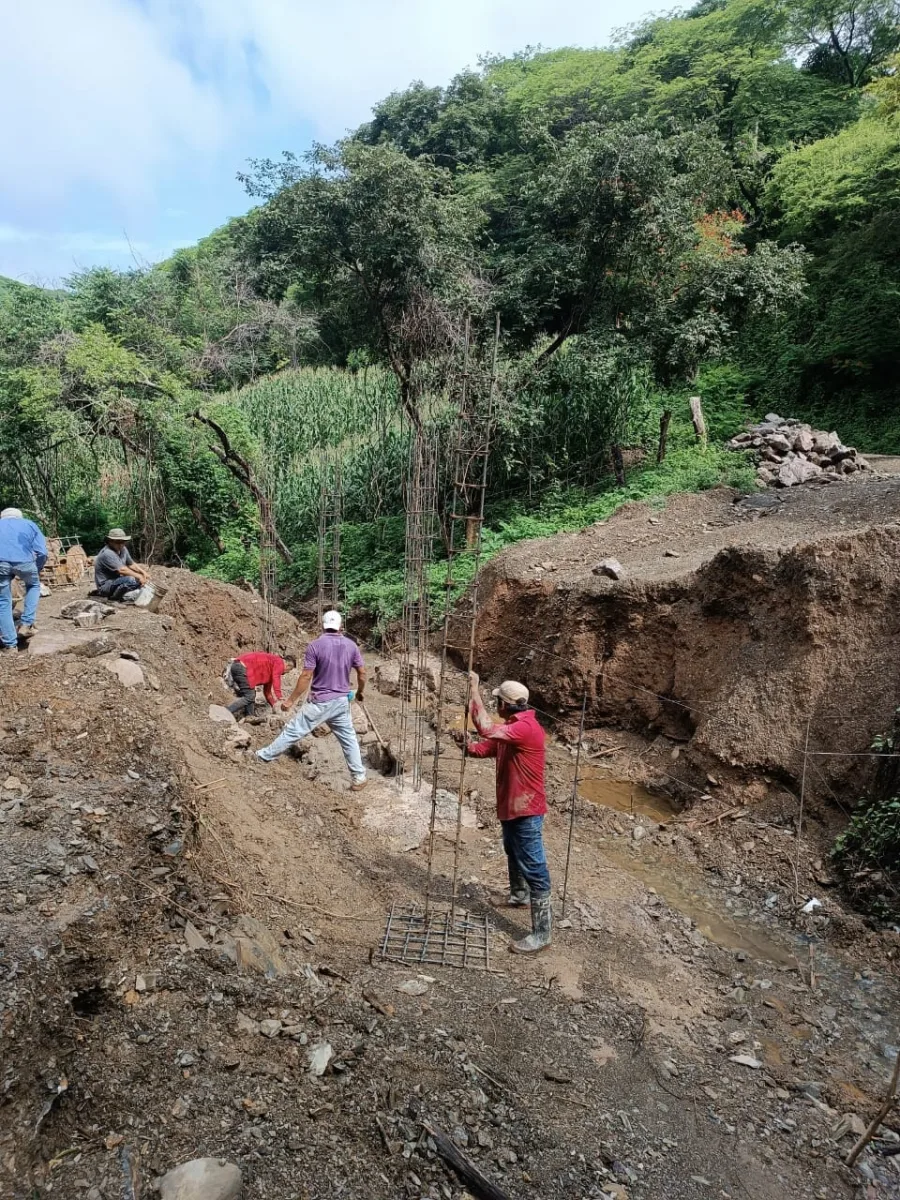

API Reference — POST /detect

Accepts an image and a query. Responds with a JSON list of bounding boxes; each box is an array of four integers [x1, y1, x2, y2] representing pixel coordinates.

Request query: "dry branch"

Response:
[[423, 1121, 512, 1200]]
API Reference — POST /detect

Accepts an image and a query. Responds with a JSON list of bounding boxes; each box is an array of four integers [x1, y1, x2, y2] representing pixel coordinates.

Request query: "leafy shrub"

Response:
[[832, 712, 900, 923]]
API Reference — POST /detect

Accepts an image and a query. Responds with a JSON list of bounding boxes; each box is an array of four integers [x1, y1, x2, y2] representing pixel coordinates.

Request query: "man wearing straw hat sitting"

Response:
[[463, 673, 551, 954], [93, 528, 151, 602]]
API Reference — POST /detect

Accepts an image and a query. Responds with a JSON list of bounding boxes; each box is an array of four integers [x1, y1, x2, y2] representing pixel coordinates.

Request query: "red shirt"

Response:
[[236, 652, 287, 707], [466, 705, 547, 821]]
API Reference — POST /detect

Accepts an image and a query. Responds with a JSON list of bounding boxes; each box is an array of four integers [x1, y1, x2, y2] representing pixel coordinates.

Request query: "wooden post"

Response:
[[689, 396, 707, 448], [657, 408, 672, 464], [610, 443, 626, 487]]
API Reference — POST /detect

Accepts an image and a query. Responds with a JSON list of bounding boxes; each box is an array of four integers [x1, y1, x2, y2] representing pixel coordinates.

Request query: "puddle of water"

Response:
[[578, 769, 675, 823], [600, 839, 798, 966]]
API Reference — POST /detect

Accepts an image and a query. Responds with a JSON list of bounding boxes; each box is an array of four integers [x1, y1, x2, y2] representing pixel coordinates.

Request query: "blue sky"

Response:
[[1, 0, 650, 286]]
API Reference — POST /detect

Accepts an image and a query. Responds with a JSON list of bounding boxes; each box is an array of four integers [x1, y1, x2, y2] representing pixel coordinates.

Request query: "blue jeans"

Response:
[[98, 576, 140, 601], [257, 696, 366, 783], [0, 561, 40, 647], [501, 815, 551, 896]]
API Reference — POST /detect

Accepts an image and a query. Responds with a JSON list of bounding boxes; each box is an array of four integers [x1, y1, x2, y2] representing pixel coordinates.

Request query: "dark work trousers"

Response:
[[227, 662, 257, 717], [99, 576, 141, 601], [501, 815, 551, 896]]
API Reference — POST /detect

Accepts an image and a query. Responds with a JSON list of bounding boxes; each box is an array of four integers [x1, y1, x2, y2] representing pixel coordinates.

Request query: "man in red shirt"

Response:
[[464, 674, 551, 954], [225, 651, 296, 719]]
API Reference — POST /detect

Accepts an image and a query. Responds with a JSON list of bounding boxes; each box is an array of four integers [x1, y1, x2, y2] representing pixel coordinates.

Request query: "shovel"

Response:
[[358, 700, 388, 751]]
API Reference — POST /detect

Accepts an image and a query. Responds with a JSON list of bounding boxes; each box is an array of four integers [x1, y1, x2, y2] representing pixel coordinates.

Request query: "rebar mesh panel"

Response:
[[378, 902, 492, 971]]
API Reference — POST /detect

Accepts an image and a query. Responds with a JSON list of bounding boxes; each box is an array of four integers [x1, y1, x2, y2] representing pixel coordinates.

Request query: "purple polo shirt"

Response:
[[304, 632, 364, 702]]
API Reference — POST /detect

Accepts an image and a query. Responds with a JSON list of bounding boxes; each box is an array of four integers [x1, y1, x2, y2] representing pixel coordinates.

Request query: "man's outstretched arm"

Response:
[[282, 668, 313, 711]]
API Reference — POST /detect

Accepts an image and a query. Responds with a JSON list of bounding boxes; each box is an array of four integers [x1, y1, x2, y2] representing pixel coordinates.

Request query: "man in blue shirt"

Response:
[[0, 507, 48, 652]]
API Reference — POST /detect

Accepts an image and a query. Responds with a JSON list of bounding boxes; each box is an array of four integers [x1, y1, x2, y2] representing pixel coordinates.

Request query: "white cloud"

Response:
[[0, 0, 642, 279]]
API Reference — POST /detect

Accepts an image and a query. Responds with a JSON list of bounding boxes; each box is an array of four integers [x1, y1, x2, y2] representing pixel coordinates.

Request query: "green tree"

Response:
[[239, 140, 484, 422]]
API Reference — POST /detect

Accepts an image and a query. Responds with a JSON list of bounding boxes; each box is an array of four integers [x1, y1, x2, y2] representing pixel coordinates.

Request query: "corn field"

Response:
[[232, 365, 411, 544]]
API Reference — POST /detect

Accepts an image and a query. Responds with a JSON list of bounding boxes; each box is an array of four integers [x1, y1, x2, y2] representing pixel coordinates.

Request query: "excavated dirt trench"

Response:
[[462, 481, 900, 806]]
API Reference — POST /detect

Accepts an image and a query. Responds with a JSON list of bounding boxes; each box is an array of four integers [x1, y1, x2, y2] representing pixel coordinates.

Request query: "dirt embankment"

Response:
[[465, 481, 900, 805]]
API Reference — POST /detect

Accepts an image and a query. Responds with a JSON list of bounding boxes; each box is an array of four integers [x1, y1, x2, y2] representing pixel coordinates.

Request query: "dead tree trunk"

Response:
[[610, 443, 626, 487], [657, 409, 672, 464], [191, 411, 292, 564]]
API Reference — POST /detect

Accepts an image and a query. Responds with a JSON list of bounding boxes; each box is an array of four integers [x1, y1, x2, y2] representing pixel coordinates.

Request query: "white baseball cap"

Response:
[[492, 680, 530, 705], [322, 610, 342, 631], [0, 507, 23, 519]]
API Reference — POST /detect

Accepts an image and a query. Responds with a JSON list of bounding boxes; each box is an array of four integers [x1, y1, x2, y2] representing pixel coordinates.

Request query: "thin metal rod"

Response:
[[450, 312, 500, 922], [561, 693, 588, 919], [795, 715, 812, 898]]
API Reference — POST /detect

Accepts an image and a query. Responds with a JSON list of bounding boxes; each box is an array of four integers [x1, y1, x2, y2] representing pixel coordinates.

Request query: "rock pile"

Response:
[[729, 414, 870, 488]]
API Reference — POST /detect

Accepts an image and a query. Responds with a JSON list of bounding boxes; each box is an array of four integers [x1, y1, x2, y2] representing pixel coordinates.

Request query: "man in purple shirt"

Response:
[[256, 610, 368, 791]]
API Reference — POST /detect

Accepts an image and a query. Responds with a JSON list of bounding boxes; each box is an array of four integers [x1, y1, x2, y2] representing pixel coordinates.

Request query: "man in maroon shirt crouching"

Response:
[[464, 674, 551, 954]]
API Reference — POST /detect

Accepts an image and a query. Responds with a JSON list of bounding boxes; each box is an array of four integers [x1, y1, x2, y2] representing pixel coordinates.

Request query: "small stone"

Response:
[[3, 776, 22, 791], [170, 1096, 190, 1118], [663, 549, 680, 558], [209, 705, 237, 725], [727, 1030, 748, 1046], [309, 1041, 333, 1076], [259, 1019, 282, 1039], [80, 855, 99, 874], [632, 826, 646, 843], [183, 921, 209, 952], [592, 557, 625, 581], [103, 657, 145, 688], [226, 726, 252, 749], [233, 916, 287, 977], [397, 979, 429, 996], [235, 1013, 260, 1036], [729, 1054, 762, 1069], [157, 1157, 242, 1200]]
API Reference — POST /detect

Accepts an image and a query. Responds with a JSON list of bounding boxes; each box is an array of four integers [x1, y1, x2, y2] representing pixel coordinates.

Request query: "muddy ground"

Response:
[[1, 480, 900, 1200]]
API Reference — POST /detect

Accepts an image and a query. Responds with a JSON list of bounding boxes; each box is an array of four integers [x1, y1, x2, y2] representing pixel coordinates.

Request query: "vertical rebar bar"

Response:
[[795, 715, 812, 900], [450, 312, 500, 921], [259, 460, 278, 653], [561, 693, 588, 919], [317, 453, 342, 622], [397, 427, 438, 791]]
